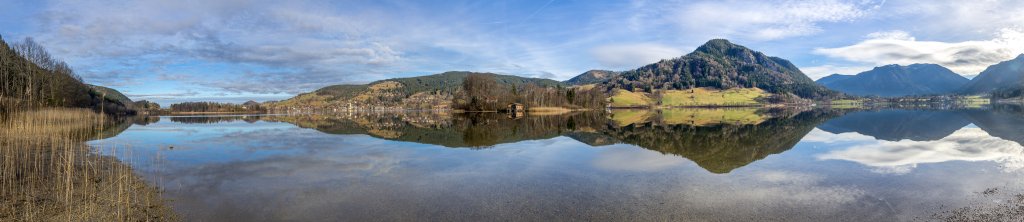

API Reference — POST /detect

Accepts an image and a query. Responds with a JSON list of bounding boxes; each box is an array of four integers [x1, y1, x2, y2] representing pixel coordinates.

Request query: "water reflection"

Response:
[[169, 115, 264, 124], [257, 108, 839, 174], [86, 106, 1024, 221], [810, 105, 1024, 174], [814, 127, 1024, 174], [817, 109, 971, 141]]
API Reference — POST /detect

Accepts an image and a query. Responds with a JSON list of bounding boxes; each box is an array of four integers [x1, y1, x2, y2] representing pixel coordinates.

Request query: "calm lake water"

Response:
[[88, 106, 1024, 221]]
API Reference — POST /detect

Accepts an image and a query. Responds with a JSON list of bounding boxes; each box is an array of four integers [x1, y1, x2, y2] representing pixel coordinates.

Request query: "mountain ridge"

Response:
[[961, 54, 1024, 94], [818, 64, 968, 97]]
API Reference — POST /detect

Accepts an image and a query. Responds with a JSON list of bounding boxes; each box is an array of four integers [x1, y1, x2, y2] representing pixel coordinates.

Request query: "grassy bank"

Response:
[[0, 108, 176, 221]]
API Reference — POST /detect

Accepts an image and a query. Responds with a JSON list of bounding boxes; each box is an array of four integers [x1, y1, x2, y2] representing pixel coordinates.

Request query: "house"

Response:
[[506, 103, 524, 112]]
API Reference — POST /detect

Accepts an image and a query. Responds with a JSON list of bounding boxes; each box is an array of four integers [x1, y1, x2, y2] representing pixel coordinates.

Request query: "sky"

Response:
[[2, 0, 1024, 104]]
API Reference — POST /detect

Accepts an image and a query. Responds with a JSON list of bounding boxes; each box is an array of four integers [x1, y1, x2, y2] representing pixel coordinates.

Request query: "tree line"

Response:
[[168, 101, 263, 113], [454, 74, 605, 111]]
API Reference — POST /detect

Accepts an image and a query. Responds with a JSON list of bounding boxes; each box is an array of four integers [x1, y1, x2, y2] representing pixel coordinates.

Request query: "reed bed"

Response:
[[0, 108, 176, 221]]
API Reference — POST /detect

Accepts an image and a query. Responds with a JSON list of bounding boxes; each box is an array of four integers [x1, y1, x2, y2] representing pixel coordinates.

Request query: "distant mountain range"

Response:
[[961, 54, 1024, 94], [597, 39, 837, 99], [815, 74, 853, 86], [816, 64, 969, 97]]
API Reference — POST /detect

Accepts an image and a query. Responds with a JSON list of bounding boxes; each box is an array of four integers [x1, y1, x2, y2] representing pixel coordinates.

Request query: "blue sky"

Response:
[[2, 0, 1023, 104]]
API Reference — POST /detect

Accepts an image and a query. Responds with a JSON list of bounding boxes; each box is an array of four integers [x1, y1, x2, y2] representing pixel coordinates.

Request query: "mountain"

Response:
[[563, 70, 619, 85], [602, 39, 837, 99], [271, 71, 562, 110], [961, 54, 1024, 94], [819, 64, 968, 97], [815, 74, 853, 86]]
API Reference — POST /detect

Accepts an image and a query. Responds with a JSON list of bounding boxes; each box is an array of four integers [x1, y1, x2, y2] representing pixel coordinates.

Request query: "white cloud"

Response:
[[590, 43, 684, 70], [813, 29, 1024, 75], [21, 0, 582, 94], [865, 30, 914, 41], [591, 145, 686, 171], [670, 0, 880, 40], [816, 127, 1024, 173], [801, 128, 877, 143]]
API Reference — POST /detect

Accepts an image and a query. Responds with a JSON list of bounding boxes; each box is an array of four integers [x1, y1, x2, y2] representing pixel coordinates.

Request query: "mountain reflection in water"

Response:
[[87, 106, 1024, 221], [256, 108, 841, 174]]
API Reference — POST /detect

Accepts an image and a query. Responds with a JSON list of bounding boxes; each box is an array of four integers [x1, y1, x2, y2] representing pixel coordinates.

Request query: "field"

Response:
[[608, 88, 768, 108], [608, 89, 654, 107], [660, 88, 767, 107]]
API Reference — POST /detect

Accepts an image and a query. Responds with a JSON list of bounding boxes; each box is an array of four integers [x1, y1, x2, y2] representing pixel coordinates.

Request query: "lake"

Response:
[[88, 106, 1024, 221]]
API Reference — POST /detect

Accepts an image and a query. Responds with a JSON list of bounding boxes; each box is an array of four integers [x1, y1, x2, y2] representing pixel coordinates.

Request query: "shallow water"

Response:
[[89, 107, 1024, 221]]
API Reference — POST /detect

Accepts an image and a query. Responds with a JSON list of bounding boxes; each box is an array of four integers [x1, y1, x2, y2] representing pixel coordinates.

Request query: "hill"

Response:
[[601, 39, 837, 100], [270, 71, 564, 110], [88, 84, 134, 108], [563, 70, 619, 85], [818, 64, 968, 97], [961, 54, 1024, 95]]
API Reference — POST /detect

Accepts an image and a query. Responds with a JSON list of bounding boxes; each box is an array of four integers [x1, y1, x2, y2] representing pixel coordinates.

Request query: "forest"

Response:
[[454, 73, 606, 111]]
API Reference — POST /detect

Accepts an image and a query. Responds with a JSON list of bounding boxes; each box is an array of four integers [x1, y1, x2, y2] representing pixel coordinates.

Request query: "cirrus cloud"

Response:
[[590, 43, 684, 70], [670, 0, 882, 40]]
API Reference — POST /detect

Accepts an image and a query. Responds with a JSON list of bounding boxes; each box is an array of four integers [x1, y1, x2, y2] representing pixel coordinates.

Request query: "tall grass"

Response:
[[0, 108, 176, 221]]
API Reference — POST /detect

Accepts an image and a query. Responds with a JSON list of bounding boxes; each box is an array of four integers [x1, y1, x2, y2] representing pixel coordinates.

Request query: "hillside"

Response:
[[271, 71, 564, 110], [563, 70, 619, 85], [961, 54, 1024, 95], [601, 39, 837, 100], [88, 84, 134, 108], [818, 64, 969, 97], [0, 36, 134, 114]]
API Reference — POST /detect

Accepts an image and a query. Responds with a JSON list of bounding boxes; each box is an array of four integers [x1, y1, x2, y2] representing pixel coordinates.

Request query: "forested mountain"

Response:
[[563, 70, 619, 85], [601, 39, 838, 99], [0, 35, 134, 114], [815, 74, 853, 86], [818, 64, 968, 97], [961, 54, 1024, 95]]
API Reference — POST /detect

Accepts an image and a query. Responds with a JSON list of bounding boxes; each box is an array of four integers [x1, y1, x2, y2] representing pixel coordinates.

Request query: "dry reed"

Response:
[[0, 108, 177, 221]]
